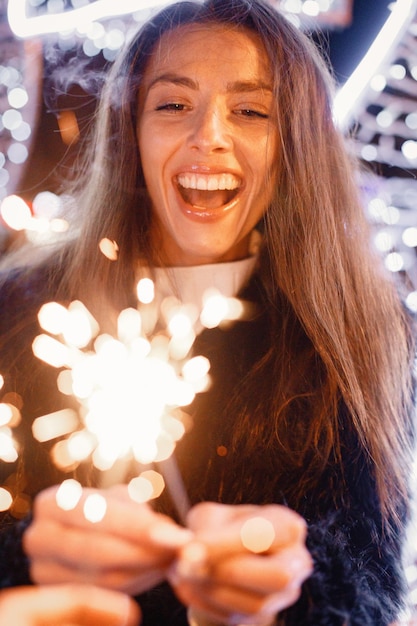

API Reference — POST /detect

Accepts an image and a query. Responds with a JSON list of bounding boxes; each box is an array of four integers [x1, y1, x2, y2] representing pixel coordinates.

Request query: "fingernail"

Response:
[[260, 594, 286, 616], [176, 541, 209, 579], [116, 595, 138, 626]]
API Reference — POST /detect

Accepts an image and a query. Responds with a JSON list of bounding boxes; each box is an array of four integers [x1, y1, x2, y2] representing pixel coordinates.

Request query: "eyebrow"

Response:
[[147, 73, 273, 94]]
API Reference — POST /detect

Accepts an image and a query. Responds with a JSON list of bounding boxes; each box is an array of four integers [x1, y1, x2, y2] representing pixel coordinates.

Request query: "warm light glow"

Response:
[[99, 238, 119, 261], [0, 403, 20, 428], [137, 278, 155, 304], [128, 475, 154, 503], [34, 297, 211, 472], [0, 428, 18, 463], [0, 404, 13, 427], [31, 285, 242, 516], [67, 431, 96, 462], [56, 479, 83, 511], [83, 493, 107, 523], [57, 110, 80, 145], [38, 301, 69, 336], [200, 290, 243, 329], [182, 356, 210, 383], [63, 301, 99, 348], [0, 488, 13, 512], [0, 194, 31, 231], [128, 470, 165, 503], [240, 517, 276, 554], [117, 308, 142, 343], [34, 192, 62, 218], [32, 409, 79, 443], [32, 334, 71, 368]]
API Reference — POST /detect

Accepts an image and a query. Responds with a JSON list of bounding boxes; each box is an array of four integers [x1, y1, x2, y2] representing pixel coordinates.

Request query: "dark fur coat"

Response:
[[0, 261, 412, 625]]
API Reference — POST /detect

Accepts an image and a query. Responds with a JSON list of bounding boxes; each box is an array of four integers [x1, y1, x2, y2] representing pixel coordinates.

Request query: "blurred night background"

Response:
[[0, 0, 417, 300]]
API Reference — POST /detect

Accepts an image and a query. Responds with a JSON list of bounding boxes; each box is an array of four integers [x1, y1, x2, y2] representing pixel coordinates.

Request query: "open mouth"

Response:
[[176, 173, 241, 210]]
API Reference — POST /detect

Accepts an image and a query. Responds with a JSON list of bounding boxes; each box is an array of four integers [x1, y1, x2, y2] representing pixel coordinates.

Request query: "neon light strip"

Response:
[[8, 0, 417, 131], [333, 0, 417, 130], [8, 0, 177, 38]]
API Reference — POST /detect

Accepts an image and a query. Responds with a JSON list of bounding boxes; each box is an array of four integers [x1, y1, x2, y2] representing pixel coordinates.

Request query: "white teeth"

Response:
[[177, 173, 240, 191]]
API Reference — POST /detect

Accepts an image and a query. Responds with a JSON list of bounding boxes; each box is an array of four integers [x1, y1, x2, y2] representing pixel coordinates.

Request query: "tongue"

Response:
[[180, 187, 232, 209]]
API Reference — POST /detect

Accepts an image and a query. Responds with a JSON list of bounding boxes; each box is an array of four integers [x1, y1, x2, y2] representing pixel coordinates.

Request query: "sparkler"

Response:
[[31, 277, 244, 523]]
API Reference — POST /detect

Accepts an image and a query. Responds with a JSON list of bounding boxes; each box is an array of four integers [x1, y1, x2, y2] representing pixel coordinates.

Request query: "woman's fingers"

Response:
[[24, 484, 192, 594], [29, 555, 167, 595], [171, 502, 312, 624], [30, 484, 191, 546], [171, 550, 309, 621], [0, 584, 140, 626], [185, 502, 307, 558], [25, 516, 177, 572], [207, 545, 312, 594]]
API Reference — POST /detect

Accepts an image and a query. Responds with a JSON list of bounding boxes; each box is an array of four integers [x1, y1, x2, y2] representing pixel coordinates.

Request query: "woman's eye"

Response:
[[155, 103, 187, 112], [236, 108, 269, 119]]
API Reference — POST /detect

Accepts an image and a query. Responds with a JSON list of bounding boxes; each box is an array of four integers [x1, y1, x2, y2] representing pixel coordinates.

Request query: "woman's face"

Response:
[[137, 24, 278, 266]]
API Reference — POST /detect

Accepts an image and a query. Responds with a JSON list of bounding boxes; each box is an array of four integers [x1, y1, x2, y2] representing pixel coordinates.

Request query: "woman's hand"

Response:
[[23, 484, 192, 595], [169, 502, 313, 625], [0, 584, 140, 626]]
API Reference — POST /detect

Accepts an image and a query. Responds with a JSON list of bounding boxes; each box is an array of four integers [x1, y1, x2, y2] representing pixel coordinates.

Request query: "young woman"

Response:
[[0, 1, 415, 625]]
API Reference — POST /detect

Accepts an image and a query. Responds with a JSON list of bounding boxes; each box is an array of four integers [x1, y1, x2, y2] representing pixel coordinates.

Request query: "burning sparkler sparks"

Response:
[[0, 379, 20, 466], [30, 276, 244, 521]]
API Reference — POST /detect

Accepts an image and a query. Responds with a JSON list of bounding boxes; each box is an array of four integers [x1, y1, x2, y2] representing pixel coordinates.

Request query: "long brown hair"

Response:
[[4, 0, 416, 525]]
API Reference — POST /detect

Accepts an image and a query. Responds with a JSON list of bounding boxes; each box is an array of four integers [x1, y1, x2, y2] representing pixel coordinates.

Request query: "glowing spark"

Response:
[[182, 356, 210, 383], [0, 375, 4, 391], [67, 431, 96, 463], [200, 289, 244, 329], [128, 470, 165, 503], [128, 475, 154, 503], [83, 493, 107, 523], [0, 404, 13, 427], [38, 301, 69, 336], [0, 488, 13, 512], [56, 479, 83, 511], [32, 334, 72, 368], [62, 301, 99, 348], [99, 238, 119, 261], [168, 311, 194, 339], [240, 517, 276, 554], [0, 403, 21, 428], [0, 195, 31, 231], [117, 308, 142, 343], [33, 294, 208, 473], [32, 409, 79, 443], [32, 279, 243, 518], [137, 278, 155, 304], [0, 428, 18, 463]]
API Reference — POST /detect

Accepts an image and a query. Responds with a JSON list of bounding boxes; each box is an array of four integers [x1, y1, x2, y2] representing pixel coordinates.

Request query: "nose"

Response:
[[187, 105, 232, 153]]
